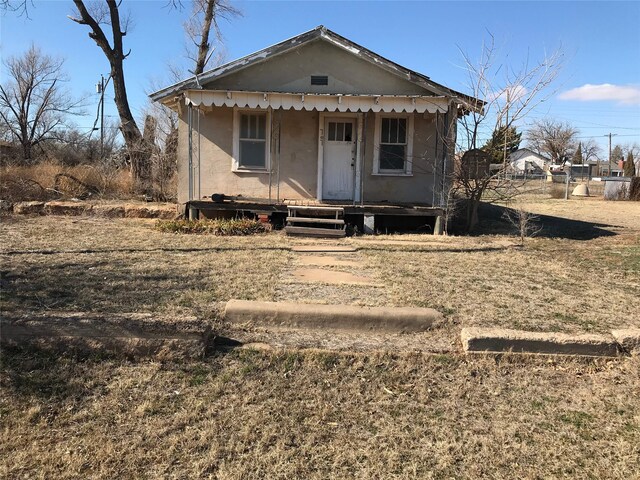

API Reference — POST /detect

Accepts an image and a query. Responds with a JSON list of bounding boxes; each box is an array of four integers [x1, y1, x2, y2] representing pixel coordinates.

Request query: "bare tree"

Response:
[[451, 34, 563, 231], [141, 0, 239, 199], [69, 0, 152, 194], [526, 119, 578, 164], [0, 0, 32, 17], [184, 0, 240, 75], [0, 45, 84, 162], [581, 138, 602, 162]]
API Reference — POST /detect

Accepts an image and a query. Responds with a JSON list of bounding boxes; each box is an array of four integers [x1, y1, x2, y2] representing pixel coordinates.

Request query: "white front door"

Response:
[[322, 118, 356, 200]]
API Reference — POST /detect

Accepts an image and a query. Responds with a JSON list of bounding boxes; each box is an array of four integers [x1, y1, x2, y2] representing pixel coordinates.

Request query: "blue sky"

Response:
[[2, 0, 639, 155]]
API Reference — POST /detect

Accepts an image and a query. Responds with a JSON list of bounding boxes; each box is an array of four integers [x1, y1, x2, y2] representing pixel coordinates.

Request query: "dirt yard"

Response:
[[1, 195, 639, 478]]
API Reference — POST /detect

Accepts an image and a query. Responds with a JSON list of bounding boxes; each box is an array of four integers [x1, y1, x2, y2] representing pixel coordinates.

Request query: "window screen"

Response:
[[239, 113, 267, 168], [379, 117, 407, 171]]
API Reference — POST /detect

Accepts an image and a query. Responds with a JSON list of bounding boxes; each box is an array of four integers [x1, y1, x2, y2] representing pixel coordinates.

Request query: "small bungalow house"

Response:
[[508, 148, 549, 175], [151, 26, 479, 234]]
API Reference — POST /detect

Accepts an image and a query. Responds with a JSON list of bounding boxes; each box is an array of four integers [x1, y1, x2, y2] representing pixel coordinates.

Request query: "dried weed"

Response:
[[0, 349, 638, 478]]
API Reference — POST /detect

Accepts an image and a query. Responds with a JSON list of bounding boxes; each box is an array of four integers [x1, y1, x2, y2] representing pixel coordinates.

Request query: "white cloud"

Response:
[[558, 84, 640, 105]]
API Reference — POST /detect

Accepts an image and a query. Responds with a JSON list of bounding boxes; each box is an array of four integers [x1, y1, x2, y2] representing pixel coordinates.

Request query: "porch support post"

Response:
[[364, 214, 375, 234], [187, 102, 198, 220], [434, 215, 443, 235], [354, 112, 363, 205]]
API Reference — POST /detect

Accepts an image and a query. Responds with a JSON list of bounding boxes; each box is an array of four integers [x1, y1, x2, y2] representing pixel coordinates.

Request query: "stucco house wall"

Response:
[[177, 107, 444, 205], [204, 40, 429, 96]]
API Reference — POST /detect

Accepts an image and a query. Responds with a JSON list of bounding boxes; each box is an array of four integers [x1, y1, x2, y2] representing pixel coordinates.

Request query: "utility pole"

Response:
[[100, 75, 105, 159], [95, 74, 110, 160]]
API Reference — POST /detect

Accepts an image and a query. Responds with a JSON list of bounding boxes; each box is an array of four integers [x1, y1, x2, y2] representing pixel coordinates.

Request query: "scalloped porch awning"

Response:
[[183, 89, 451, 113]]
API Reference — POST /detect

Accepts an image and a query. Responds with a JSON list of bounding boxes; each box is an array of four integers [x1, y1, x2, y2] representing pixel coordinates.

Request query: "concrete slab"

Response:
[[612, 329, 640, 355], [13, 201, 45, 215], [1, 314, 207, 360], [461, 327, 620, 357], [291, 245, 357, 253], [224, 299, 442, 333], [45, 201, 93, 216], [296, 255, 362, 267], [352, 240, 453, 247], [289, 268, 379, 286]]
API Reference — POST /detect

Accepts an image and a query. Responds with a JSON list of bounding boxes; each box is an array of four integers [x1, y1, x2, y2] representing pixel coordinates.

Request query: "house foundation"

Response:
[[187, 198, 444, 235]]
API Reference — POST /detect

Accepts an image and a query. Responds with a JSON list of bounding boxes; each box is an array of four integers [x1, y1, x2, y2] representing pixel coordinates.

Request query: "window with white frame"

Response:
[[234, 110, 269, 171], [374, 115, 413, 174]]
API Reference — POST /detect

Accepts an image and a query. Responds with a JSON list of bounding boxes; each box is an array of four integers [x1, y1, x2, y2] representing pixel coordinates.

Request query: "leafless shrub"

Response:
[[502, 203, 542, 245], [449, 33, 563, 232], [548, 184, 566, 199]]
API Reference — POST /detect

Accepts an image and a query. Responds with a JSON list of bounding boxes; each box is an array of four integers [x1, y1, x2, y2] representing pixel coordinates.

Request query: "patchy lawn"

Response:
[[2, 200, 638, 334], [362, 232, 639, 333], [1, 348, 639, 479], [1, 197, 638, 478], [1, 216, 291, 319]]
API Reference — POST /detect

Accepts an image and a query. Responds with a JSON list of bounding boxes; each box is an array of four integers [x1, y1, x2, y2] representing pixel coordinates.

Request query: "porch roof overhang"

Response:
[[178, 89, 452, 114]]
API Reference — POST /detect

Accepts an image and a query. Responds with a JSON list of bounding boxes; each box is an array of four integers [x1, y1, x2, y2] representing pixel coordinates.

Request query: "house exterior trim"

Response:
[[184, 90, 450, 114]]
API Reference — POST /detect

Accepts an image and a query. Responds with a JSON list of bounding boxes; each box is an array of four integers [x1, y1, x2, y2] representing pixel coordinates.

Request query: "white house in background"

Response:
[[508, 148, 550, 174]]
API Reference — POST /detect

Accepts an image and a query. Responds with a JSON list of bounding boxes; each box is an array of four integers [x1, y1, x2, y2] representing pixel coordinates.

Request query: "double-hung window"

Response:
[[233, 110, 270, 171], [374, 114, 413, 175]]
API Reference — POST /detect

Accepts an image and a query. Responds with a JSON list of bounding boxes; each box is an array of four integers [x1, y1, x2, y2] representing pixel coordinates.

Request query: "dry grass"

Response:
[[363, 233, 639, 333], [0, 161, 133, 202], [1, 197, 640, 478], [155, 218, 271, 235], [1, 197, 638, 334], [518, 196, 640, 230], [0, 216, 290, 319], [1, 348, 638, 479]]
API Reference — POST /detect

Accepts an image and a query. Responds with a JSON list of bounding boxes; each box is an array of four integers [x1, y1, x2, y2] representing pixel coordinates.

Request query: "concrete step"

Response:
[[286, 216, 345, 225], [224, 300, 442, 333], [284, 226, 347, 238], [288, 205, 345, 213]]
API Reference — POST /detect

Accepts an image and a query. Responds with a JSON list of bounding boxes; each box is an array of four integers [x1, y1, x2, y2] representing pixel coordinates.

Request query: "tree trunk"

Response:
[[194, 0, 216, 75], [465, 196, 480, 233], [22, 142, 32, 163], [71, 0, 152, 195]]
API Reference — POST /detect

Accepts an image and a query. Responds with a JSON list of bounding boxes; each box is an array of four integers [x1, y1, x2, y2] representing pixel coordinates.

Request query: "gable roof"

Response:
[[150, 25, 480, 108], [508, 148, 552, 163]]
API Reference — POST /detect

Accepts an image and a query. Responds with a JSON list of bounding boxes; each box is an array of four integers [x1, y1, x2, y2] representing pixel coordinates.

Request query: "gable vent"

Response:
[[311, 75, 328, 86]]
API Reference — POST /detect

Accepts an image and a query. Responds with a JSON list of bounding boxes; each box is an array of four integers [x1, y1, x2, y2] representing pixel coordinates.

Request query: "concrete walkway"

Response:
[[223, 239, 459, 353], [275, 240, 387, 306]]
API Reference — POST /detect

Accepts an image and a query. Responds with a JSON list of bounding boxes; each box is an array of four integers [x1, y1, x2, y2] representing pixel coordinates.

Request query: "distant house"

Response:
[[507, 148, 549, 174], [150, 26, 481, 225]]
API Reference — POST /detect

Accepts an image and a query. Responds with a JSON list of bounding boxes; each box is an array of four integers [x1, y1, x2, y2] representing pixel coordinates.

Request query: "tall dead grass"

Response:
[[0, 160, 134, 202]]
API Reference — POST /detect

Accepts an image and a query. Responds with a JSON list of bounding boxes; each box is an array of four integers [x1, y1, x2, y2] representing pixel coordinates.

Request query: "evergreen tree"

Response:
[[572, 142, 583, 164], [611, 145, 624, 166], [482, 125, 522, 163], [624, 151, 636, 177]]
